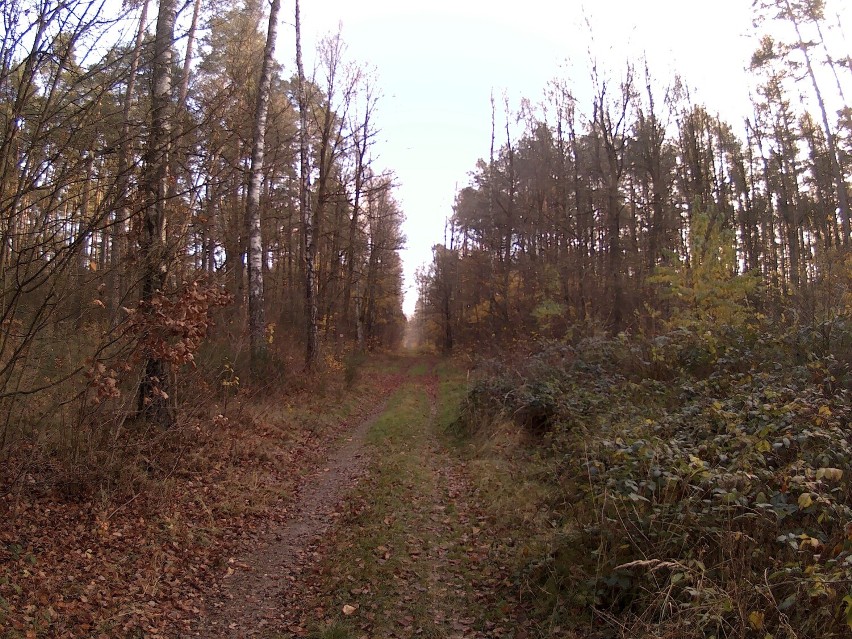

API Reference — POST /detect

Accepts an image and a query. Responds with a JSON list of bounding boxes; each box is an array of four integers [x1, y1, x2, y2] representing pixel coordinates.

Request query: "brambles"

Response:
[[457, 323, 852, 637]]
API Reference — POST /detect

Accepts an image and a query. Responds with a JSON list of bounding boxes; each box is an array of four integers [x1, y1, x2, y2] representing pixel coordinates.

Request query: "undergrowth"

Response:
[[457, 319, 852, 638]]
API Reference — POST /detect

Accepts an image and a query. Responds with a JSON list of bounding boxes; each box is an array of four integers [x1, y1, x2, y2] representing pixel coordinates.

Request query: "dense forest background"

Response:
[[0, 0, 407, 441], [414, 1, 851, 351]]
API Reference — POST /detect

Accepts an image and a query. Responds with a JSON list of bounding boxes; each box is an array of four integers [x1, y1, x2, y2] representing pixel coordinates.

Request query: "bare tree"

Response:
[[592, 64, 634, 331], [342, 76, 378, 338]]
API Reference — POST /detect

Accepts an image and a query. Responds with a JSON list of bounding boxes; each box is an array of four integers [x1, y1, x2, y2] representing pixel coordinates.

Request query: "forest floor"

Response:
[[0, 355, 538, 639], [196, 356, 529, 639]]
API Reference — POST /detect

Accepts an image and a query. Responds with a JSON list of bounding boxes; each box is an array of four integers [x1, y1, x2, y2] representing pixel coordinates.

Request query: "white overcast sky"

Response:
[[282, 0, 848, 316]]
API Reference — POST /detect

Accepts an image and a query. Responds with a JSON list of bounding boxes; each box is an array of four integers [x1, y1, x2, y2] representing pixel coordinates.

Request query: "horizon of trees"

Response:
[[413, 0, 852, 352]]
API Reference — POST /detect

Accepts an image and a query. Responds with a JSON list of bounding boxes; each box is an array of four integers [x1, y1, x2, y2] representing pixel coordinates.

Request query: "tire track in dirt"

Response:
[[193, 400, 388, 638], [417, 371, 517, 638], [274, 367, 518, 638]]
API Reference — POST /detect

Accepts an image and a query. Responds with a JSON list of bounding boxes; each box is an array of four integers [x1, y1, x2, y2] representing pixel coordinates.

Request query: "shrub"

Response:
[[344, 351, 366, 388], [457, 325, 852, 637]]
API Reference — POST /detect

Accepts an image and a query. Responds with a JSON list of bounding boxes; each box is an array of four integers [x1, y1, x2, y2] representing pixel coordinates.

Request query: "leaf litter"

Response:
[[0, 364, 406, 638]]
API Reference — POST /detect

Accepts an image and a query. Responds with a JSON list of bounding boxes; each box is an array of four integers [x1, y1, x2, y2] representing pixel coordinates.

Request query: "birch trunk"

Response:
[[246, 0, 281, 369]]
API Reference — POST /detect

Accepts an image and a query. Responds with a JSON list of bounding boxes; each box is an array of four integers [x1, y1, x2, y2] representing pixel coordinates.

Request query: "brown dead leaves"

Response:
[[0, 364, 404, 637]]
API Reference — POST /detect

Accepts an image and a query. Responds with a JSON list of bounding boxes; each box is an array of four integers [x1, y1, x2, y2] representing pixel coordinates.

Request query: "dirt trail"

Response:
[[268, 369, 520, 638], [407, 374, 514, 638], [193, 359, 519, 638], [195, 404, 383, 638]]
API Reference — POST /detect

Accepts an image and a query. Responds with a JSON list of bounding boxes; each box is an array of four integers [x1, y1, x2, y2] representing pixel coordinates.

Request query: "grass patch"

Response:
[[438, 361, 554, 535], [407, 361, 429, 376], [435, 361, 467, 431], [294, 363, 522, 638], [365, 384, 431, 446]]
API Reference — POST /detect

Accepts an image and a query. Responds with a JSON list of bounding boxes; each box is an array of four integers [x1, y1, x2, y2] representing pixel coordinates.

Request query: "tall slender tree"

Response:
[[111, 0, 150, 316], [295, 0, 318, 367], [246, 0, 281, 370], [753, 0, 851, 243], [138, 0, 177, 424]]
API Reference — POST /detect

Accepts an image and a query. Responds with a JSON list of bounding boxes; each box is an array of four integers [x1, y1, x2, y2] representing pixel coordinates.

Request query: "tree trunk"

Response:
[[178, 0, 202, 106], [138, 0, 176, 425], [342, 121, 369, 336], [110, 0, 149, 316], [246, 0, 280, 370], [296, 0, 318, 367]]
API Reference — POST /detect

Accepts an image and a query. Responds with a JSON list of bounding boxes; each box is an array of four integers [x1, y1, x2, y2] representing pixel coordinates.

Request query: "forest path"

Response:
[[196, 400, 381, 637], [270, 359, 520, 638], [194, 357, 523, 639]]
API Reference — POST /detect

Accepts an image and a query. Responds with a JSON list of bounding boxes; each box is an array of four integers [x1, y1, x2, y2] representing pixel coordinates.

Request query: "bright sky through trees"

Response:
[[294, 0, 847, 315]]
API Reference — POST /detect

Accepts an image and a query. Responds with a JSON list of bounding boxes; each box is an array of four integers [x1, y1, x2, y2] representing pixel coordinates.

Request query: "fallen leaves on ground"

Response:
[[0, 364, 405, 638]]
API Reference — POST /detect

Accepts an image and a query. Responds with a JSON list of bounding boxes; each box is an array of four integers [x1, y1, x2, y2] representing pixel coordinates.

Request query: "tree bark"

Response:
[[296, 0, 318, 367], [178, 0, 201, 106], [342, 93, 374, 336], [138, 0, 176, 425], [246, 0, 280, 370], [110, 0, 150, 316]]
